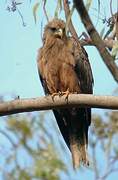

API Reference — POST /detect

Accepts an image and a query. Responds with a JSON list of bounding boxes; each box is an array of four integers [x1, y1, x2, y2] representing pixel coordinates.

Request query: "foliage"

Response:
[[33, 2, 40, 24], [0, 112, 67, 180], [90, 111, 118, 180], [0, 109, 118, 180]]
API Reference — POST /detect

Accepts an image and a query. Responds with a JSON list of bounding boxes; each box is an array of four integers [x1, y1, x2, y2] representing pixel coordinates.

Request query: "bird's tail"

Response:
[[68, 108, 89, 169]]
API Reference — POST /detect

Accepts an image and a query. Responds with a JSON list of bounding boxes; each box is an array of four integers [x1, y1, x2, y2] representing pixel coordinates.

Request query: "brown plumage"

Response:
[[37, 19, 94, 168]]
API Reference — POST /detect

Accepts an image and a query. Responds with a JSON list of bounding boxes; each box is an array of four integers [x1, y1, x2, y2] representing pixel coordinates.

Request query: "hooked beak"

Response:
[[55, 28, 63, 39]]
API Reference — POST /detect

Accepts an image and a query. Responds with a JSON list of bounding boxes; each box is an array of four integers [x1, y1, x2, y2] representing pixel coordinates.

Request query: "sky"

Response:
[[0, 0, 118, 179]]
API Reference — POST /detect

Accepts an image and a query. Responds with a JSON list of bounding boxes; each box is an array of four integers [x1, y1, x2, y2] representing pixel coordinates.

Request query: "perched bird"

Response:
[[37, 19, 94, 168]]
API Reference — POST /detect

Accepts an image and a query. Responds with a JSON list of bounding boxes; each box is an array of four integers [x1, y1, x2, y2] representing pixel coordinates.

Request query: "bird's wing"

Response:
[[63, 38, 94, 167], [70, 37, 93, 94], [69, 38, 94, 126]]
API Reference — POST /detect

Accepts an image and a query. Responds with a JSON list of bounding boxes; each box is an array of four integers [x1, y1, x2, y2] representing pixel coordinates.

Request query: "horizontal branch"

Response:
[[0, 94, 118, 117]]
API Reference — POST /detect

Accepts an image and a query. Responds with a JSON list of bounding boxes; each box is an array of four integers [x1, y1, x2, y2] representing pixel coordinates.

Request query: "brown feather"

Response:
[[37, 19, 93, 168]]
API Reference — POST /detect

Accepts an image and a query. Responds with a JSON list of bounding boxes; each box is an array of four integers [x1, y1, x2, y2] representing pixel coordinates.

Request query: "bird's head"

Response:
[[43, 19, 66, 42]]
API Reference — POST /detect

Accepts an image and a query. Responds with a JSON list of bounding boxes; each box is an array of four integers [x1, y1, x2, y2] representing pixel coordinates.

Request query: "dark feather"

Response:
[[53, 109, 70, 148]]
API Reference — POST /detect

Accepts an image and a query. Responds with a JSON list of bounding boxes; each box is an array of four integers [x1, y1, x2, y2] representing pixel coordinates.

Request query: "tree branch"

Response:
[[0, 94, 118, 117], [80, 38, 116, 49], [63, 0, 79, 39], [63, 0, 116, 49], [73, 0, 118, 83]]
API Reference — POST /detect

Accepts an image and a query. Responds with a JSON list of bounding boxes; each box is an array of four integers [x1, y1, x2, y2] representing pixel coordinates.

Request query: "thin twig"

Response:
[[17, 7, 26, 26], [42, 0, 49, 22], [110, 0, 113, 17]]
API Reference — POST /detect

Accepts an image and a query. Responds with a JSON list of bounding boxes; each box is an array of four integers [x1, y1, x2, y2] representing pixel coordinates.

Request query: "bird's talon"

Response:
[[51, 89, 70, 101], [61, 88, 70, 101], [51, 92, 62, 101], [65, 95, 68, 102], [51, 93, 58, 101], [59, 91, 62, 96]]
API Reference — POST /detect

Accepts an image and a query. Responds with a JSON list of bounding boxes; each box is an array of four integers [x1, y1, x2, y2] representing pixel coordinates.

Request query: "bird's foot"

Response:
[[59, 88, 70, 102], [51, 89, 70, 102], [51, 91, 62, 101]]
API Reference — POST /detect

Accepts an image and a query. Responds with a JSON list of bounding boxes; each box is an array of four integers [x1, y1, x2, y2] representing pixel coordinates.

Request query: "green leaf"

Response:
[[19, 170, 31, 180], [111, 41, 118, 58], [34, 144, 66, 179], [86, 0, 92, 11], [7, 116, 32, 138], [33, 2, 40, 24], [54, 0, 62, 18]]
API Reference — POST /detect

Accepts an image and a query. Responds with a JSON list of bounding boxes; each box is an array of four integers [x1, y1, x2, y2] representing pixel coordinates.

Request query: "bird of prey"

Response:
[[37, 19, 93, 168]]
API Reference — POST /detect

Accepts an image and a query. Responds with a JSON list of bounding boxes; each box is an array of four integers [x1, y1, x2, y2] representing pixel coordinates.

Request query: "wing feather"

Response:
[[69, 38, 93, 126]]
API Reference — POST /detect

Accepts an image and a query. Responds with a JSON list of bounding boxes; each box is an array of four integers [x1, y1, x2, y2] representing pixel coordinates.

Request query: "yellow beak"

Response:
[[55, 28, 63, 38]]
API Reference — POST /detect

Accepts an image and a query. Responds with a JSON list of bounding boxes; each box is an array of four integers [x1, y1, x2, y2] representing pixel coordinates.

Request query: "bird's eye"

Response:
[[51, 27, 57, 31]]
